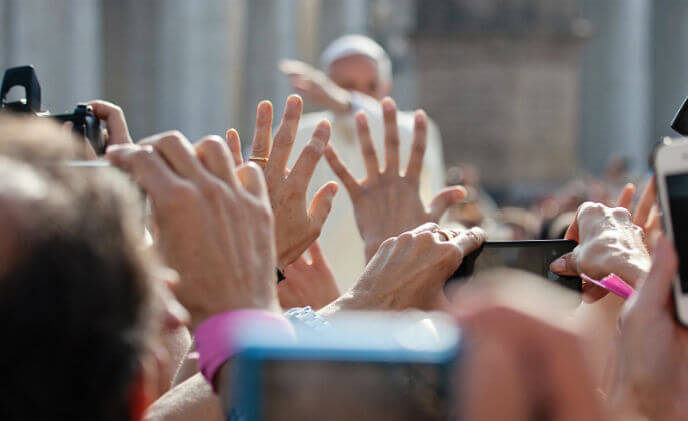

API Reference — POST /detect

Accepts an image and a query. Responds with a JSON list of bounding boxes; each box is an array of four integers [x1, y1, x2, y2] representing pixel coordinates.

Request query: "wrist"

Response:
[[195, 309, 295, 390], [327, 84, 352, 114]]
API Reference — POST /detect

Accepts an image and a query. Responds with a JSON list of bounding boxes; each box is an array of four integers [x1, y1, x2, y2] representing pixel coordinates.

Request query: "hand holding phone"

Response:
[[447, 240, 581, 293]]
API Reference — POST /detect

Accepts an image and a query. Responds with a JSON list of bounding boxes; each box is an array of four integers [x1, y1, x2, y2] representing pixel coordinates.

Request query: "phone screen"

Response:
[[258, 360, 447, 421], [666, 174, 688, 292], [448, 240, 581, 292]]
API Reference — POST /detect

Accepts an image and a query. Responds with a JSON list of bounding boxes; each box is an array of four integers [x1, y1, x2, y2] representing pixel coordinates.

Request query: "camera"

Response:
[[1, 65, 105, 154]]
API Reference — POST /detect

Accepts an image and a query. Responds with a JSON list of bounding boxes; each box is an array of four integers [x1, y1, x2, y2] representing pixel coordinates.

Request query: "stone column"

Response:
[[651, 0, 688, 145], [157, 0, 245, 141], [319, 0, 369, 51], [579, 0, 651, 174], [0, 0, 102, 113], [240, 0, 297, 138]]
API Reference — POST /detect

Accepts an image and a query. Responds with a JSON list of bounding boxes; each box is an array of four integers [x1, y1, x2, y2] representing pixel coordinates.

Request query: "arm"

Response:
[[144, 373, 223, 421]]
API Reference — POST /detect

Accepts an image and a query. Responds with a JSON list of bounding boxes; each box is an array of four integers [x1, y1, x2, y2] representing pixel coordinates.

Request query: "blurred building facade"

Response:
[[0, 0, 684, 198]]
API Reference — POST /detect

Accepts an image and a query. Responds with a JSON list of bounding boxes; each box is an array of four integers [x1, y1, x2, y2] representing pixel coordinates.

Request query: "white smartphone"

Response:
[[654, 137, 688, 326]]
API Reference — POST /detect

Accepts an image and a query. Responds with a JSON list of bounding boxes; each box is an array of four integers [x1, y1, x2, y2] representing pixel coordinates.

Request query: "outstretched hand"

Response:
[[225, 96, 338, 270], [278, 59, 352, 113], [324, 97, 466, 261]]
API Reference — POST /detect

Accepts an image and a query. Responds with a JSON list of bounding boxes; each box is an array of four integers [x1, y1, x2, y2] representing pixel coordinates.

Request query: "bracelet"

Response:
[[195, 309, 295, 390]]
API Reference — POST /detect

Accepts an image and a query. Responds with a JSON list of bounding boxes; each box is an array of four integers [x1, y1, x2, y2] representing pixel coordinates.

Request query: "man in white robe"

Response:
[[280, 35, 446, 290]]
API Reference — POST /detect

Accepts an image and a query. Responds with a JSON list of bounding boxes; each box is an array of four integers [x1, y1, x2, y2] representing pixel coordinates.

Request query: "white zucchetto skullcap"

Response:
[[320, 34, 392, 83]]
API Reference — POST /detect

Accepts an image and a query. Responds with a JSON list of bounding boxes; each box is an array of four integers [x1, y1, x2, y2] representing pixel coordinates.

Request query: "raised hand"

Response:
[[225, 96, 338, 270], [278, 241, 340, 311], [324, 97, 466, 261], [107, 131, 278, 330], [278, 59, 352, 113]]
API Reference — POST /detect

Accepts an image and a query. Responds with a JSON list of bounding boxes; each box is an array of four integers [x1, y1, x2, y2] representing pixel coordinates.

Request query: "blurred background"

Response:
[[0, 0, 684, 202]]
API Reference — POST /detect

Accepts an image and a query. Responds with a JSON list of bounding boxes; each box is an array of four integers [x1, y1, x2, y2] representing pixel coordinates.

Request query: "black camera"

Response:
[[0, 65, 105, 154], [672, 97, 688, 137]]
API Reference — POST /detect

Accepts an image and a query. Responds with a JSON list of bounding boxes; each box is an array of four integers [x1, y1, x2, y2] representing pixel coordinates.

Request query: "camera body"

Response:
[[0, 65, 105, 155]]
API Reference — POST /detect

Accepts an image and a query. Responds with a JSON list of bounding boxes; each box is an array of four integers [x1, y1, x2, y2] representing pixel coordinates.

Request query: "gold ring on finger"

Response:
[[248, 156, 269, 164], [434, 228, 455, 242]]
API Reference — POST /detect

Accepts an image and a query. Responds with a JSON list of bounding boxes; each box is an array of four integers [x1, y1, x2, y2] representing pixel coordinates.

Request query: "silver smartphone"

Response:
[[654, 137, 688, 326]]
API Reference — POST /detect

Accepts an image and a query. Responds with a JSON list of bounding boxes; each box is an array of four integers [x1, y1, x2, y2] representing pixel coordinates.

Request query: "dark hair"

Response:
[[0, 150, 152, 421]]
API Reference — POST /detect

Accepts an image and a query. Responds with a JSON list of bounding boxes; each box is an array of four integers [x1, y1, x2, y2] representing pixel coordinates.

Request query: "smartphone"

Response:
[[233, 313, 459, 421], [447, 240, 581, 292], [654, 138, 688, 326]]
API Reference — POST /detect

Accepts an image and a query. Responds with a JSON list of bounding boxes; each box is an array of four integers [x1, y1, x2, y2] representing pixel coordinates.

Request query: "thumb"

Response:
[[564, 213, 580, 242], [429, 186, 466, 222], [308, 182, 338, 230]]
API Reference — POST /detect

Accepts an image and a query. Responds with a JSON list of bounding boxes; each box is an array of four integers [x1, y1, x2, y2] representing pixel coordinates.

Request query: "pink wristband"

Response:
[[195, 309, 294, 389], [581, 273, 635, 300]]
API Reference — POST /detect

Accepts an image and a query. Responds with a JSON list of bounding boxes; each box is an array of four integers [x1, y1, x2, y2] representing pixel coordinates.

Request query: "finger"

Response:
[[308, 181, 338, 230], [139, 131, 205, 180], [581, 283, 610, 303], [564, 209, 580, 242], [288, 120, 331, 192], [645, 205, 662, 233], [88, 100, 132, 145], [549, 251, 580, 276], [404, 110, 428, 183], [266, 95, 303, 179], [635, 235, 678, 309], [194, 135, 238, 188], [236, 162, 270, 207], [410, 222, 441, 235], [429, 186, 467, 222], [633, 176, 656, 228], [323, 144, 360, 195], [307, 240, 326, 265], [106, 144, 181, 200], [251, 100, 273, 164], [278, 59, 312, 76], [225, 129, 243, 166], [355, 111, 380, 179], [616, 183, 636, 210], [289, 254, 311, 271], [381, 97, 400, 175], [452, 227, 487, 256]]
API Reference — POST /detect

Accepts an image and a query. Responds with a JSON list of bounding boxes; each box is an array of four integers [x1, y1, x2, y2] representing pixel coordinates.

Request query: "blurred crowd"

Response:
[[445, 156, 651, 242]]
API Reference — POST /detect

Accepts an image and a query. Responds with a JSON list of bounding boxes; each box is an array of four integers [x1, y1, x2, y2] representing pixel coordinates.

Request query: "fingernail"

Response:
[[383, 100, 394, 112], [550, 258, 566, 273]]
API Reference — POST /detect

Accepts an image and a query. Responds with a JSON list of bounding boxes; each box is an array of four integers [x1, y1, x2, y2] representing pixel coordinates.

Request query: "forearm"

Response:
[[144, 373, 223, 421]]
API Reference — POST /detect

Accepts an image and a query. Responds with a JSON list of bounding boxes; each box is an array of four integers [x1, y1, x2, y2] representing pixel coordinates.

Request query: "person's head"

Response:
[[0, 116, 184, 421], [320, 34, 393, 100]]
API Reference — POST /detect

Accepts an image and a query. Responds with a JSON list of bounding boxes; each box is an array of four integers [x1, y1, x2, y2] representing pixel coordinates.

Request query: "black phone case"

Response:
[[448, 240, 581, 292]]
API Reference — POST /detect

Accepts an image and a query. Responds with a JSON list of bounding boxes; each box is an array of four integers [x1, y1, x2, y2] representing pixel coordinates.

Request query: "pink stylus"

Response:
[[580, 273, 635, 300]]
